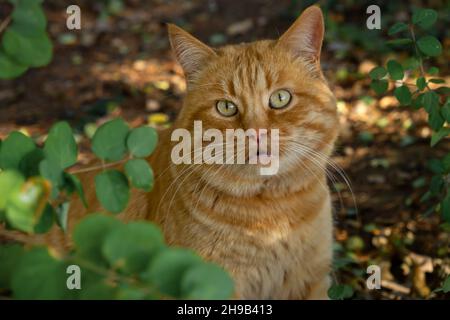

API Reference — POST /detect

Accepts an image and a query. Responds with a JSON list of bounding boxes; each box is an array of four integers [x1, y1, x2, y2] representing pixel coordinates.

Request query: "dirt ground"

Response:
[[0, 0, 449, 299]]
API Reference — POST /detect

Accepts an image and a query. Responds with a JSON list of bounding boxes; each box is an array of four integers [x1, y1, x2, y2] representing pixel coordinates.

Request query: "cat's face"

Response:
[[168, 6, 339, 183]]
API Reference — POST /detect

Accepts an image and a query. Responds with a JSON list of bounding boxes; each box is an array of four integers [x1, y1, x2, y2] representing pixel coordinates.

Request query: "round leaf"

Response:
[[126, 126, 158, 158], [394, 85, 412, 106], [2, 27, 53, 67], [388, 22, 408, 35], [0, 51, 27, 79], [368, 66, 386, 80], [412, 9, 438, 29], [416, 77, 426, 91], [124, 159, 154, 191], [180, 263, 234, 299], [95, 170, 130, 213], [328, 284, 354, 300], [387, 60, 404, 81], [102, 222, 165, 274], [143, 248, 202, 297], [370, 79, 388, 95], [11, 247, 73, 299], [5, 177, 51, 233], [73, 214, 122, 265], [0, 244, 24, 289], [39, 158, 63, 199], [92, 119, 129, 161], [0, 170, 24, 210], [417, 36, 442, 57], [11, 1, 47, 36], [34, 203, 54, 234], [44, 121, 78, 169], [0, 131, 36, 170]]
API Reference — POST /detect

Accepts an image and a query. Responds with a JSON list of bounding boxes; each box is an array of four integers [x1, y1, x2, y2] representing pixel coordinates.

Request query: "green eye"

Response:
[[216, 100, 238, 117], [269, 89, 292, 109]]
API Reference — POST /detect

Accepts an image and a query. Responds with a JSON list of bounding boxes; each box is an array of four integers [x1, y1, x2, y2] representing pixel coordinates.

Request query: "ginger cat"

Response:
[[5, 6, 339, 299]]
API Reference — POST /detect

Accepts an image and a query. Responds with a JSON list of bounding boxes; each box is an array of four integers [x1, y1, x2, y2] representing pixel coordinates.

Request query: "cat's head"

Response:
[[167, 6, 339, 186]]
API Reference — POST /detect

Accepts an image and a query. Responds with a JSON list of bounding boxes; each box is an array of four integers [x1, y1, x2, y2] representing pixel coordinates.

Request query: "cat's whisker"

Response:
[[163, 141, 238, 215], [285, 145, 346, 214], [284, 142, 357, 216]]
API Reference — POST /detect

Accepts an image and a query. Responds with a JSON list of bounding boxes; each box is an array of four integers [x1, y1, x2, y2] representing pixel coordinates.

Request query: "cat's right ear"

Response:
[[167, 24, 216, 81]]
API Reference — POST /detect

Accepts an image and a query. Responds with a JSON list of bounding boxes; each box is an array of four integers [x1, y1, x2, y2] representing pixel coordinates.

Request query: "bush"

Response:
[[0, 119, 234, 299]]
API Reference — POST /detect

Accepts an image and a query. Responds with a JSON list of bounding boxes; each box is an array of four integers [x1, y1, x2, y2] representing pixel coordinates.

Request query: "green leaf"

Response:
[[387, 60, 404, 81], [386, 38, 413, 46], [92, 118, 129, 161], [435, 87, 450, 95], [116, 284, 148, 300], [19, 148, 45, 177], [368, 66, 386, 80], [428, 107, 444, 131], [417, 36, 442, 57], [416, 77, 427, 91], [124, 159, 154, 191], [0, 131, 36, 170], [5, 177, 50, 233], [39, 158, 63, 199], [394, 85, 411, 105], [430, 128, 450, 147], [143, 248, 202, 297], [0, 244, 24, 289], [10, 0, 47, 36], [388, 22, 409, 35], [412, 9, 438, 29], [429, 78, 445, 84], [441, 193, 450, 223], [73, 214, 122, 265], [11, 247, 73, 299], [102, 222, 165, 274], [34, 203, 54, 234], [126, 126, 158, 158], [429, 159, 444, 174], [443, 276, 450, 293], [441, 100, 450, 122], [2, 27, 53, 67], [328, 284, 354, 300], [55, 201, 70, 232], [370, 79, 388, 95], [44, 121, 78, 169], [422, 91, 439, 113], [180, 263, 234, 299], [428, 67, 439, 75], [64, 173, 87, 208], [0, 50, 27, 79], [95, 170, 130, 213], [79, 281, 118, 300], [0, 170, 24, 210], [442, 153, 450, 172]]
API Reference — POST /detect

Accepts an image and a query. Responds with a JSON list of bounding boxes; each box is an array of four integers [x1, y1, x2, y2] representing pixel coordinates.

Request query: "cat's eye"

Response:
[[216, 100, 238, 117], [269, 89, 292, 109]]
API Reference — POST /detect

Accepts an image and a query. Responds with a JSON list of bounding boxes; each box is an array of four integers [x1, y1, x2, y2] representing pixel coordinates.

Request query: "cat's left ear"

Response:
[[277, 5, 324, 62], [167, 24, 216, 81]]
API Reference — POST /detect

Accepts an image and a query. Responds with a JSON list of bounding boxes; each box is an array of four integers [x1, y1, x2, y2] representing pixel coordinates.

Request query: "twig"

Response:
[[409, 24, 431, 91], [69, 158, 128, 174], [381, 280, 411, 295], [0, 15, 11, 34]]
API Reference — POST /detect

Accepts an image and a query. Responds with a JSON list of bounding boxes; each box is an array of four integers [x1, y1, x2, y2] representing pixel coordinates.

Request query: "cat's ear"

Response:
[[277, 5, 324, 62], [167, 24, 216, 81]]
